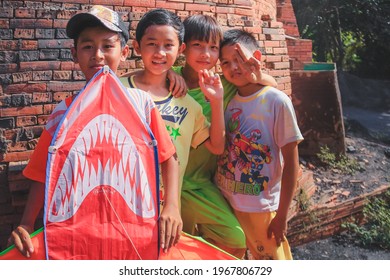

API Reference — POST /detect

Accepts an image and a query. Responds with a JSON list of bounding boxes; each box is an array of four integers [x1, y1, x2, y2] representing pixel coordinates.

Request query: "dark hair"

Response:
[[220, 29, 259, 53], [135, 8, 184, 44], [183, 14, 223, 44], [73, 21, 128, 49]]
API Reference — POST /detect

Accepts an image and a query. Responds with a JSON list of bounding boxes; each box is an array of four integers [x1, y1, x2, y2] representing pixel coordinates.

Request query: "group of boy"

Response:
[[8, 5, 303, 260]]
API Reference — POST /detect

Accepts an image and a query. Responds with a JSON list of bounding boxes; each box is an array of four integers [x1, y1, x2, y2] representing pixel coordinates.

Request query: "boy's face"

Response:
[[183, 39, 220, 73], [220, 44, 251, 87], [133, 25, 184, 76], [71, 26, 129, 82]]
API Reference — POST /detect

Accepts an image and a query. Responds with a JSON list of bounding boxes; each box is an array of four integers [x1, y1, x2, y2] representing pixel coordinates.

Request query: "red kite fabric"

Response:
[[44, 66, 160, 259], [0, 230, 236, 260], [0, 67, 237, 261]]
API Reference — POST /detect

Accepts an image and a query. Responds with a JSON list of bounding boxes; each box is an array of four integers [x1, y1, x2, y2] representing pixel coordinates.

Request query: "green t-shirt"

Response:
[[173, 66, 237, 190]]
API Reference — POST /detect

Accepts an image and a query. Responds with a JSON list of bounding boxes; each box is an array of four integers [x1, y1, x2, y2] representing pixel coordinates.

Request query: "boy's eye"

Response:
[[81, 45, 93, 50], [211, 46, 219, 50]]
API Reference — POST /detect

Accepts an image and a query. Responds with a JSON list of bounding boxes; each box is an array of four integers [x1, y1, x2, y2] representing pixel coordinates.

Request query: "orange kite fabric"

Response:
[[0, 230, 236, 260]]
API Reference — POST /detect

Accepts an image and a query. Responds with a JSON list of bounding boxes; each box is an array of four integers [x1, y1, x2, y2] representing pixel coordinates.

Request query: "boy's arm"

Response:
[[198, 69, 225, 155], [160, 153, 182, 252], [8, 180, 44, 258], [167, 69, 188, 97], [267, 141, 299, 246]]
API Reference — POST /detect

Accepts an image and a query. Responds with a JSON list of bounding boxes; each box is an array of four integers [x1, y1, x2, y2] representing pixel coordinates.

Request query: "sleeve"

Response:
[[22, 129, 52, 183], [221, 76, 237, 110], [274, 93, 304, 148], [190, 101, 210, 149], [149, 106, 176, 163]]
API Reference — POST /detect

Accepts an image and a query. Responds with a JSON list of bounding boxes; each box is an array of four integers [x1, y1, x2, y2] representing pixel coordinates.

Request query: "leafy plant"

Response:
[[316, 145, 360, 174], [342, 191, 390, 250]]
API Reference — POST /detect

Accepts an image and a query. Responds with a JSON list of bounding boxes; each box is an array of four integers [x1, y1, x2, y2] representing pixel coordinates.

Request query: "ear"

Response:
[[178, 42, 186, 56], [253, 49, 262, 61], [121, 45, 130, 62], [71, 47, 78, 63], [132, 40, 141, 55]]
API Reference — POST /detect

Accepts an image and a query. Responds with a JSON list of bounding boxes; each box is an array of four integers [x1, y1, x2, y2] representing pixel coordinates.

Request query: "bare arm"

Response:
[[267, 141, 299, 246], [159, 153, 182, 252], [198, 69, 225, 155], [8, 180, 44, 257]]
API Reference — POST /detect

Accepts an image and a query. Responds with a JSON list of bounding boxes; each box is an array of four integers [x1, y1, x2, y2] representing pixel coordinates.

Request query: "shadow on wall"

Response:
[[291, 66, 345, 156]]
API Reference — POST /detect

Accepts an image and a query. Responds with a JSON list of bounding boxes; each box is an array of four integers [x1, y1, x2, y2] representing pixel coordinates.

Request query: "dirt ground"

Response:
[[290, 73, 390, 260], [291, 116, 390, 260]]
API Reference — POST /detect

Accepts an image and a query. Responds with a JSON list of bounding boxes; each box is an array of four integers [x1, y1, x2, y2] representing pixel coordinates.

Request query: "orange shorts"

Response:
[[234, 210, 292, 260]]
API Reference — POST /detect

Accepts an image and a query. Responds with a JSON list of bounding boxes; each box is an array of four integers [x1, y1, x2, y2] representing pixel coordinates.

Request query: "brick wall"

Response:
[[276, 0, 312, 70], [0, 0, 292, 250]]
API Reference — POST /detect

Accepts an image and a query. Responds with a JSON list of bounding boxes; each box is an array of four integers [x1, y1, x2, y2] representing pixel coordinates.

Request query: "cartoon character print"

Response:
[[220, 108, 272, 193]]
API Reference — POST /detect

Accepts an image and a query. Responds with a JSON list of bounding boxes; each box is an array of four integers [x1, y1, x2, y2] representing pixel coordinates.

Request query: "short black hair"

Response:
[[220, 29, 259, 53], [135, 8, 184, 44], [183, 14, 223, 44]]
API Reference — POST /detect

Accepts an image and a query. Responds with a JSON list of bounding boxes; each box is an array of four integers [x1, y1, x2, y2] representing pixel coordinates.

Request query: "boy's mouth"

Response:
[[152, 61, 166, 65]]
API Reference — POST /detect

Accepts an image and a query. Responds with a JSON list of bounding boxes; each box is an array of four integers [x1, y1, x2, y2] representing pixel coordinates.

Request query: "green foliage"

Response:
[[292, 0, 390, 78], [316, 145, 360, 174], [296, 188, 311, 211], [342, 191, 390, 249]]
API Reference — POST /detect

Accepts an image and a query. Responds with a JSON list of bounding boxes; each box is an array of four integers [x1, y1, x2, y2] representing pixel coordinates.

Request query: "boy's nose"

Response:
[[155, 47, 166, 56], [93, 48, 104, 60], [201, 48, 211, 58]]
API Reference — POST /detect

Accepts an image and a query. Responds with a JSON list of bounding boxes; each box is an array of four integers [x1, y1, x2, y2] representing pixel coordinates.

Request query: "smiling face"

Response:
[[133, 25, 184, 76], [183, 38, 220, 73], [220, 43, 251, 88], [71, 25, 129, 82]]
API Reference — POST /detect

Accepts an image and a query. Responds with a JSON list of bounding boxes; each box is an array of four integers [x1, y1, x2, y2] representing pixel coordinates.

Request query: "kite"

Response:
[[0, 67, 236, 260], [0, 229, 236, 260]]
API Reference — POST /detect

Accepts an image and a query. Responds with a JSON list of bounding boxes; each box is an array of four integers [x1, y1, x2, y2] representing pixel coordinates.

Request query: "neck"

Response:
[[182, 65, 199, 89], [134, 70, 169, 99], [237, 83, 265, 97]]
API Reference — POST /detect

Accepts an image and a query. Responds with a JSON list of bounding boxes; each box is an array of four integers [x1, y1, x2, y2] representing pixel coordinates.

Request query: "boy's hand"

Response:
[[235, 43, 263, 84], [159, 204, 183, 253], [167, 69, 188, 98], [267, 213, 287, 247], [198, 69, 223, 103], [8, 225, 34, 258]]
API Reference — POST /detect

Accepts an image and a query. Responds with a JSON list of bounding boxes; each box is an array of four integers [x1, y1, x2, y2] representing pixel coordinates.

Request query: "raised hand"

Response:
[[198, 69, 224, 103], [235, 43, 263, 83]]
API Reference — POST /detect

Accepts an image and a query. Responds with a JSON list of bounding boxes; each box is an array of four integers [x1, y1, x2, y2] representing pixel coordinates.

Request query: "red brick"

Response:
[[53, 92, 72, 102], [15, 8, 35, 18], [20, 61, 61, 71], [156, 1, 185, 10], [0, 151, 33, 163], [0, 106, 44, 118], [185, 4, 213, 12], [16, 116, 37, 127], [19, 40, 38, 50], [4, 83, 46, 94], [32, 92, 52, 104], [38, 115, 50, 125], [124, 0, 156, 7], [47, 81, 85, 92], [235, 8, 253, 16]]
